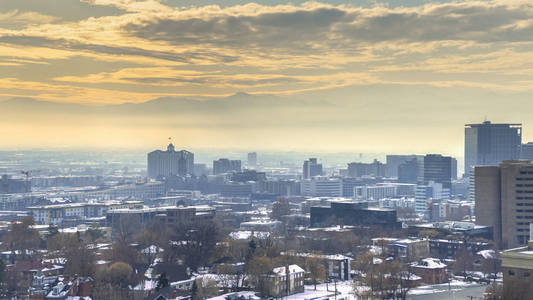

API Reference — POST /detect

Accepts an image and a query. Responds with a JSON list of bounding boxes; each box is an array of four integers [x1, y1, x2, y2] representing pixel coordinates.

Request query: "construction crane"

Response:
[[20, 169, 43, 193]]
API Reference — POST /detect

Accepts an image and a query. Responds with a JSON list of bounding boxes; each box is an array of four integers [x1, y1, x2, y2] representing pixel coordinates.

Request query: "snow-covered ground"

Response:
[[407, 279, 489, 299], [408, 280, 482, 296], [285, 281, 356, 300], [283, 279, 485, 300]]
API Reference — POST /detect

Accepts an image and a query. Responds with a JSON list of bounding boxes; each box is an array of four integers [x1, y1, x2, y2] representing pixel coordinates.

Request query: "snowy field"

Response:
[[207, 279, 488, 300]]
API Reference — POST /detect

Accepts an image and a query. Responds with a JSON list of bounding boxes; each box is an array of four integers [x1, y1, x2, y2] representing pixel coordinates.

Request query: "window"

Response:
[[509, 270, 515, 276]]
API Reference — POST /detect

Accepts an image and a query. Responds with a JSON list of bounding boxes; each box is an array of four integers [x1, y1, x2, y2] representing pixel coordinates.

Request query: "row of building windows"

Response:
[[508, 270, 531, 277], [516, 197, 533, 200], [517, 203, 533, 206], [516, 209, 533, 213]]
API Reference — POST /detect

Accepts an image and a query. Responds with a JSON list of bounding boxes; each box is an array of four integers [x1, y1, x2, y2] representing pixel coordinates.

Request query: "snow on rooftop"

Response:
[[412, 258, 447, 269], [229, 231, 270, 240], [207, 291, 258, 300], [477, 249, 496, 259], [272, 264, 305, 275], [141, 245, 164, 254]]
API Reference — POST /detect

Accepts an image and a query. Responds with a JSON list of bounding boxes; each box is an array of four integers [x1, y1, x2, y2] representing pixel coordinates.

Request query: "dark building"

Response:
[[147, 143, 194, 179], [398, 159, 418, 184], [231, 170, 266, 182], [0, 175, 30, 193], [213, 159, 241, 175], [303, 158, 322, 179], [310, 201, 401, 229], [521, 142, 533, 160], [106, 206, 215, 237], [451, 157, 458, 180], [428, 239, 490, 260], [347, 159, 385, 178], [465, 121, 522, 177], [220, 182, 254, 197], [424, 154, 452, 189]]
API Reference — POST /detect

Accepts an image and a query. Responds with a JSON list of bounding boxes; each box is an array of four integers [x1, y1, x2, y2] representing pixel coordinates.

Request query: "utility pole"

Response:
[[334, 278, 337, 300]]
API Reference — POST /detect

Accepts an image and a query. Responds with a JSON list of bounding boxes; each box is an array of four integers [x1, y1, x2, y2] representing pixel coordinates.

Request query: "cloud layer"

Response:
[[1, 0, 533, 104]]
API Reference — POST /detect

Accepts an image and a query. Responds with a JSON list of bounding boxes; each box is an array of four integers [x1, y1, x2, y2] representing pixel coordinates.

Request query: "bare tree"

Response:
[[305, 256, 326, 290], [247, 256, 273, 297], [4, 217, 40, 259], [193, 277, 219, 300], [481, 250, 501, 282], [453, 243, 473, 278]]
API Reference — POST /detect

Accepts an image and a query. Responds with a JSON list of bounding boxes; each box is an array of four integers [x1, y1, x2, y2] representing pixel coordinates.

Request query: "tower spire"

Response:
[[167, 137, 175, 152]]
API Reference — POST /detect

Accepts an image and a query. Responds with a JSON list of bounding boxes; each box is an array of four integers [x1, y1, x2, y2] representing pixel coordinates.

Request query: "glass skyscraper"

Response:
[[464, 121, 522, 177]]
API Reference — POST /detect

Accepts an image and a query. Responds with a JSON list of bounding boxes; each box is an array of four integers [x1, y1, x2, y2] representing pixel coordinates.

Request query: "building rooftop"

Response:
[[411, 258, 447, 269], [272, 264, 305, 275]]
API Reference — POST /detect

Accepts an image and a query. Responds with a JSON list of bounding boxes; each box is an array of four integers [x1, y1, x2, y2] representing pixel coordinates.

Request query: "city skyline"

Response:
[[0, 1, 529, 298]]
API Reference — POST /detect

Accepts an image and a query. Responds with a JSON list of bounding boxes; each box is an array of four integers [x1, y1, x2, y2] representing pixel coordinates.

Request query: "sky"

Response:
[[1, 0, 533, 158]]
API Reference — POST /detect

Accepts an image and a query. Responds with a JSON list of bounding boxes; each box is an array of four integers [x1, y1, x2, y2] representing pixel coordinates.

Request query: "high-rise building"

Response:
[[521, 143, 533, 161], [347, 159, 385, 178], [247, 152, 257, 167], [386, 155, 418, 178], [465, 121, 522, 177], [451, 157, 458, 180], [147, 143, 194, 179], [303, 158, 323, 179], [475, 160, 533, 249], [213, 158, 241, 175], [398, 159, 418, 184], [424, 154, 453, 189]]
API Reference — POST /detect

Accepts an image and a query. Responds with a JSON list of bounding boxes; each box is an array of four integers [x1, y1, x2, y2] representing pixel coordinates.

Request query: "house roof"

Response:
[[272, 264, 305, 275], [411, 258, 447, 269]]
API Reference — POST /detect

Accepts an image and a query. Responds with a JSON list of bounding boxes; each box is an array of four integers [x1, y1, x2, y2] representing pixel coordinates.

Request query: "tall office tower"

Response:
[[247, 152, 257, 167], [398, 159, 418, 184], [451, 157, 458, 180], [521, 143, 533, 160], [147, 143, 194, 179], [465, 121, 522, 177], [386, 155, 418, 177], [213, 158, 242, 175], [303, 158, 323, 179], [347, 159, 386, 178], [475, 160, 533, 249], [424, 154, 453, 189]]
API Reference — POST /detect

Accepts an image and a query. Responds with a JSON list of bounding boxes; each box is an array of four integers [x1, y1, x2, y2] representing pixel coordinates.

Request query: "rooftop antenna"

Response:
[[484, 115, 487, 122]]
